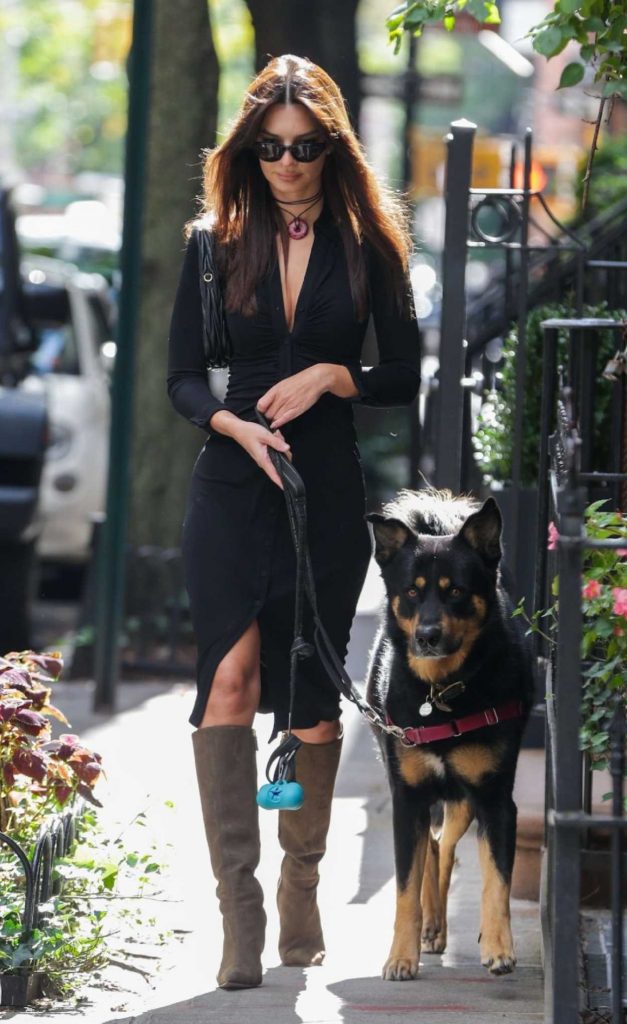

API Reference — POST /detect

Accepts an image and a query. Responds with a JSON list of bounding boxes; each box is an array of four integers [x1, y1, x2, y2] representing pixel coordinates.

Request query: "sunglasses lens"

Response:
[[255, 141, 281, 161], [293, 142, 325, 162]]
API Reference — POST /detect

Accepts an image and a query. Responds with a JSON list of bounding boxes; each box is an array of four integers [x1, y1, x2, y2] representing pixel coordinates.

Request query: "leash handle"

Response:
[[254, 408, 305, 497]]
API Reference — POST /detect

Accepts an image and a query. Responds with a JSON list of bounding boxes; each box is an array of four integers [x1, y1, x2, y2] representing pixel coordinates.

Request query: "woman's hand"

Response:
[[233, 421, 292, 490], [208, 410, 291, 488], [256, 364, 358, 430]]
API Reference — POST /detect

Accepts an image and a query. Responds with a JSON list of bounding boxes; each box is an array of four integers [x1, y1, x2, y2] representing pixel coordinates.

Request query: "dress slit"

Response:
[[190, 602, 265, 727]]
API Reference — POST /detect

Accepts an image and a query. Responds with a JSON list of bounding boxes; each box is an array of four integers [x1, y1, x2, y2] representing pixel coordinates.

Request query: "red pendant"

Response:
[[288, 217, 308, 240]]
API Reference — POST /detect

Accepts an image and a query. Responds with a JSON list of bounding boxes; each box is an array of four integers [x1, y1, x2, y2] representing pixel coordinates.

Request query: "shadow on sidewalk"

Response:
[[327, 965, 543, 1022], [101, 966, 307, 1024], [335, 716, 394, 906]]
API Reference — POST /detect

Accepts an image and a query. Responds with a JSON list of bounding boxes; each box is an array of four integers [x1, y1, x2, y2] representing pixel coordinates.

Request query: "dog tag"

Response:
[[418, 701, 433, 717]]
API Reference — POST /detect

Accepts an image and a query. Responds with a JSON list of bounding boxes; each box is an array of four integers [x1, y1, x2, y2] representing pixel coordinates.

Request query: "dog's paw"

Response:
[[421, 926, 446, 954], [480, 928, 516, 974], [382, 955, 420, 981], [483, 953, 516, 975], [481, 948, 516, 975]]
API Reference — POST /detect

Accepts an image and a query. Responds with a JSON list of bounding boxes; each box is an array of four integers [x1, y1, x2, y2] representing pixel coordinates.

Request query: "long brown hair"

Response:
[[188, 54, 414, 321]]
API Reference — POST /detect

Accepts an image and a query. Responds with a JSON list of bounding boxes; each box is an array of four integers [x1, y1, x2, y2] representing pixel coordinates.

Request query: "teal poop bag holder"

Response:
[[257, 733, 304, 810]]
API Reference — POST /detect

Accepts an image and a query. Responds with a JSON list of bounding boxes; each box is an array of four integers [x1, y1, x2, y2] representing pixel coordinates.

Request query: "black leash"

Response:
[[254, 410, 394, 746]]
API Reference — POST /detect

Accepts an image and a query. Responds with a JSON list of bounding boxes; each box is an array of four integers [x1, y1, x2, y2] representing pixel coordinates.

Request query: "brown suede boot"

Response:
[[277, 734, 342, 966], [192, 725, 266, 989]]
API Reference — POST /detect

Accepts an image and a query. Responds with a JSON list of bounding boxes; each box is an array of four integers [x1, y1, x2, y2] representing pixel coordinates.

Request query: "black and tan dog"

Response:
[[365, 489, 534, 981]]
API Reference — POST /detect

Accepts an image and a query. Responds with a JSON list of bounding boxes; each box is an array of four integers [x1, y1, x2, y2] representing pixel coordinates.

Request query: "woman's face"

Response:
[[256, 103, 330, 199]]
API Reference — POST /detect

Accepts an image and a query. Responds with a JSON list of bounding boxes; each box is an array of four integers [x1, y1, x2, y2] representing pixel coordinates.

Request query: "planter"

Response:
[[512, 811, 544, 901], [0, 970, 47, 1007]]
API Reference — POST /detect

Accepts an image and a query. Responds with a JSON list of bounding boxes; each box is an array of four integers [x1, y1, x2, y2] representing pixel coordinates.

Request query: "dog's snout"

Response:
[[416, 624, 442, 645]]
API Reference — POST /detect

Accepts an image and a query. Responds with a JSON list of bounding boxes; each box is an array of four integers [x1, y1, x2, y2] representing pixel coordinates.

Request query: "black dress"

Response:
[[167, 202, 420, 735]]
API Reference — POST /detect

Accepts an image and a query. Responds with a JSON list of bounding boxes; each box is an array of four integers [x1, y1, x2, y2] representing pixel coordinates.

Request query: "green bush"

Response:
[[472, 301, 626, 486]]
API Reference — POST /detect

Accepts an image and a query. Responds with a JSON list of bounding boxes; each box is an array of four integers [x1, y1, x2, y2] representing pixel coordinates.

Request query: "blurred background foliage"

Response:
[[0, 0, 256, 178]]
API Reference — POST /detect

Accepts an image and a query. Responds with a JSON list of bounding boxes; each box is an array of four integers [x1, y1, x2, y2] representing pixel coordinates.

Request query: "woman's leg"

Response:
[[199, 619, 261, 726], [192, 621, 266, 990], [277, 717, 343, 965]]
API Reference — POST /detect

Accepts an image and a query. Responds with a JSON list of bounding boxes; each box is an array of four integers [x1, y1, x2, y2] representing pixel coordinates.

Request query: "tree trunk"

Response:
[[128, 0, 219, 549], [244, 0, 361, 130]]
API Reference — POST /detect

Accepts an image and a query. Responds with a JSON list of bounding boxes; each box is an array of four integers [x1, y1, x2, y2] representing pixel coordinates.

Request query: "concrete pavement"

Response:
[[6, 678, 544, 1023]]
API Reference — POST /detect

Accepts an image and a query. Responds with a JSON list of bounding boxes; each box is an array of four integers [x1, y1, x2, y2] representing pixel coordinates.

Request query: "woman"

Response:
[[166, 53, 420, 991]]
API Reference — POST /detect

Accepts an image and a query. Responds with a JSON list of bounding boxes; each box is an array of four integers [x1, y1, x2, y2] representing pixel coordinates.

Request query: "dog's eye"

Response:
[[406, 587, 417, 599], [450, 586, 464, 599]]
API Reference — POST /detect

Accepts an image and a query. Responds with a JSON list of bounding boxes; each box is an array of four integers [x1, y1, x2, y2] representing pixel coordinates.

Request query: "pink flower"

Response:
[[583, 579, 602, 600], [612, 588, 627, 618], [614, 625, 625, 637], [548, 521, 559, 550], [617, 549, 627, 558]]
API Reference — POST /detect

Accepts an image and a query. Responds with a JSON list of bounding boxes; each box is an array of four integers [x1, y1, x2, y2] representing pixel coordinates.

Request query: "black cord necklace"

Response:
[[274, 189, 323, 240], [273, 191, 322, 205]]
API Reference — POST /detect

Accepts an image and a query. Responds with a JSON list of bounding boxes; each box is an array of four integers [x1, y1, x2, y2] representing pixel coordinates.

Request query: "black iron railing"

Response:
[[69, 516, 194, 681], [432, 120, 627, 605], [0, 803, 84, 1002], [540, 385, 626, 1024]]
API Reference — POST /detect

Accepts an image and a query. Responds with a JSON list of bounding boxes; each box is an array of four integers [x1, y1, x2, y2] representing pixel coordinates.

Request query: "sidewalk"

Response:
[[7, 678, 544, 1024]]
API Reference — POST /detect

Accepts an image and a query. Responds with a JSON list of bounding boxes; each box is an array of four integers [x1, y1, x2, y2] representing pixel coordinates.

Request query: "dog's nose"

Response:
[[416, 624, 442, 645]]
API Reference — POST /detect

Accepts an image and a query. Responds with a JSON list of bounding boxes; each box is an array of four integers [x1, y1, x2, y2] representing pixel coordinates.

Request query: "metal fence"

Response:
[[69, 521, 195, 682], [540, 382, 626, 1024], [430, 119, 627, 1021], [0, 803, 84, 1005], [430, 120, 627, 595]]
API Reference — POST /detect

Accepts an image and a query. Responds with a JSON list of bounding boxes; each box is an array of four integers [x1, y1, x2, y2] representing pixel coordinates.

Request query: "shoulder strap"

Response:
[[193, 226, 231, 369]]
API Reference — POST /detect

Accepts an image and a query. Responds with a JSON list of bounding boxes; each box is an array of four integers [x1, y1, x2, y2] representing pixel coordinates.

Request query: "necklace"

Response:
[[274, 189, 323, 240], [274, 192, 321, 205]]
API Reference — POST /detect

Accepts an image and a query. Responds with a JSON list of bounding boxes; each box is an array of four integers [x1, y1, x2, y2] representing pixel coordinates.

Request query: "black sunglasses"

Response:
[[253, 139, 327, 163]]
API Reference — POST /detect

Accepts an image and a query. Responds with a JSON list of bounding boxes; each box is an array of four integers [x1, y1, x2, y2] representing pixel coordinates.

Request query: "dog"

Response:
[[365, 489, 534, 981]]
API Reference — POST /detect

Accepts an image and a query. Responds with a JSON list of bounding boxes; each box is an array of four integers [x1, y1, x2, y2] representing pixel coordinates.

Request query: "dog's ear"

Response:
[[457, 497, 502, 565], [366, 513, 416, 565]]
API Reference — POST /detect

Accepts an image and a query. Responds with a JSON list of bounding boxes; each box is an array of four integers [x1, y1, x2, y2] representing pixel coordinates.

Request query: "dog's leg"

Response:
[[382, 790, 430, 981], [475, 795, 517, 975], [422, 799, 473, 953], [419, 833, 440, 952]]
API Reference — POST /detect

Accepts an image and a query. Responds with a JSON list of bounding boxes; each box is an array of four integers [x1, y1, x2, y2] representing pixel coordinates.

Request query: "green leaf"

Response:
[[559, 62, 585, 87], [10, 944, 36, 968], [603, 79, 627, 98], [533, 25, 567, 57], [582, 16, 607, 32], [609, 14, 627, 39], [483, 3, 501, 25], [560, 0, 582, 12], [404, 6, 426, 27]]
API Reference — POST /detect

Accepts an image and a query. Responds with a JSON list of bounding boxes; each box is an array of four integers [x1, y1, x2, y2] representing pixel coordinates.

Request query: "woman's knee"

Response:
[[210, 665, 259, 715]]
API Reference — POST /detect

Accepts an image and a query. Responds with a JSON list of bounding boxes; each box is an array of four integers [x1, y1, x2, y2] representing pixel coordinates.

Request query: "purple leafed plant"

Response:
[[0, 650, 104, 836]]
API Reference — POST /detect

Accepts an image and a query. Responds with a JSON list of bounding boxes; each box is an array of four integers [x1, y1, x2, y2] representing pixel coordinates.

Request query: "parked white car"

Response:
[[19, 256, 113, 566]]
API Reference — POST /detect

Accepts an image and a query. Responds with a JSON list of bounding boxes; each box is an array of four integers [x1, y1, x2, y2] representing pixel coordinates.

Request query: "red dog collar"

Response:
[[385, 698, 525, 747]]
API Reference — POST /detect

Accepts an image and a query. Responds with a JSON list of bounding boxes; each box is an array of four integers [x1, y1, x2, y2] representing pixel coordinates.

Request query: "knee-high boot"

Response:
[[192, 724, 266, 989], [277, 734, 342, 966]]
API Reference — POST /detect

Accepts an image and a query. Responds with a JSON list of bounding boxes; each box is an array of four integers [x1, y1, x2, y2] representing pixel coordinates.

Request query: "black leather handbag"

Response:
[[194, 225, 232, 369]]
